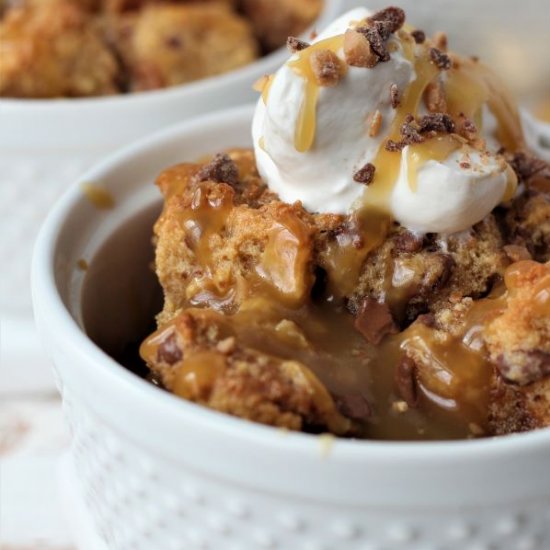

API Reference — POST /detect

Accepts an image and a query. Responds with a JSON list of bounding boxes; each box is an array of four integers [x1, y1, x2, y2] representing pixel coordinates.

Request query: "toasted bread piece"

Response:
[[0, 0, 119, 98], [141, 307, 356, 435], [111, 2, 257, 91]]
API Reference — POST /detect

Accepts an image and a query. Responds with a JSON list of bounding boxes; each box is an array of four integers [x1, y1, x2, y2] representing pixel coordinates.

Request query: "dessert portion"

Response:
[[0, 0, 321, 98], [140, 7, 550, 440]]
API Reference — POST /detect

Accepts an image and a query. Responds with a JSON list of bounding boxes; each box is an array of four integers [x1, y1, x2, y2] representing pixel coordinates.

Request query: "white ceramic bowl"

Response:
[[0, 0, 341, 393], [32, 105, 550, 550]]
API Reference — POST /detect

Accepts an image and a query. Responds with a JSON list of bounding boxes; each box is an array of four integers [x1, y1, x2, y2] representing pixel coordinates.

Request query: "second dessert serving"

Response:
[[138, 6, 550, 440]]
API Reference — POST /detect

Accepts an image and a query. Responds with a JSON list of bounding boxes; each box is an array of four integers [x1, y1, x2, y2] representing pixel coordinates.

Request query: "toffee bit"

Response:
[[389, 83, 400, 108], [400, 114, 424, 144], [411, 29, 425, 44], [368, 109, 383, 137], [395, 354, 418, 408], [353, 162, 376, 185], [310, 49, 344, 87], [457, 113, 478, 140], [418, 113, 455, 134], [363, 22, 391, 61], [344, 29, 378, 68], [354, 297, 398, 345], [385, 139, 405, 152], [367, 6, 406, 33], [423, 80, 447, 113], [429, 47, 451, 70], [286, 36, 310, 53], [197, 153, 239, 186]]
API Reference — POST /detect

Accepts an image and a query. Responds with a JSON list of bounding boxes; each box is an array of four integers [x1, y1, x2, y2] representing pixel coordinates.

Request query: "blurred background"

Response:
[[342, 0, 550, 119]]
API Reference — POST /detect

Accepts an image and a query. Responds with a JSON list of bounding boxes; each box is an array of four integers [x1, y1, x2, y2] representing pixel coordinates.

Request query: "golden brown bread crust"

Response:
[[141, 307, 357, 434], [484, 261, 550, 385]]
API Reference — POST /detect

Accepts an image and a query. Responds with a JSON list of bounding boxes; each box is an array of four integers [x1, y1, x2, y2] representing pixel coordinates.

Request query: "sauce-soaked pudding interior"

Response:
[[134, 6, 550, 440], [137, 147, 550, 440]]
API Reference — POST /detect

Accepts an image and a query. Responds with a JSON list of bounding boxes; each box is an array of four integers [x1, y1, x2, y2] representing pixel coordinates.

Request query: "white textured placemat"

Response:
[[0, 397, 74, 548]]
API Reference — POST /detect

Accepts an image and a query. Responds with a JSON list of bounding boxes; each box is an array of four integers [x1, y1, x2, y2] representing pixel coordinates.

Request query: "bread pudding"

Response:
[[0, 0, 321, 98], [140, 6, 550, 440]]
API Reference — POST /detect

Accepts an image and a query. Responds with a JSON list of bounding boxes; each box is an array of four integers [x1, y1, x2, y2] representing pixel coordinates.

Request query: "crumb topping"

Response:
[[310, 49, 344, 87], [429, 47, 451, 70], [390, 82, 400, 108], [353, 162, 376, 185], [287, 36, 310, 53], [197, 153, 239, 186]]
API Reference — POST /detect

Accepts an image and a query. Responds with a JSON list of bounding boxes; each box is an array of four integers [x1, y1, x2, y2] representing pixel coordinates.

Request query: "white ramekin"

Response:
[[0, 0, 342, 393], [32, 105, 550, 550]]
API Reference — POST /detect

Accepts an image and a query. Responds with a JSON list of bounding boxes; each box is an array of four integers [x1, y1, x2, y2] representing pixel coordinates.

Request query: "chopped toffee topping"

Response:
[[287, 36, 310, 53], [418, 113, 456, 134], [197, 153, 239, 186], [385, 139, 405, 152], [354, 297, 398, 345], [423, 80, 447, 113], [429, 47, 452, 70], [400, 114, 424, 144], [353, 162, 376, 185], [457, 113, 478, 140], [368, 109, 383, 137], [389, 82, 400, 108], [411, 29, 426, 44], [367, 6, 406, 33], [343, 29, 378, 68], [310, 49, 344, 87]]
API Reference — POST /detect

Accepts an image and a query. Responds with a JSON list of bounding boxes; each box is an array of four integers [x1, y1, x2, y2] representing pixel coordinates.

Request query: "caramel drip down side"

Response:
[[287, 35, 346, 152]]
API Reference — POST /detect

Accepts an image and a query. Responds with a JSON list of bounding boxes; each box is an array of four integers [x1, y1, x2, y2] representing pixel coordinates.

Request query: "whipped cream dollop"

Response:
[[252, 7, 521, 234]]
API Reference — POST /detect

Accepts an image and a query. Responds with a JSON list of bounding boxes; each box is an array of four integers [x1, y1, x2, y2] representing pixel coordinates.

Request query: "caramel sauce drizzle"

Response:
[[286, 35, 346, 152]]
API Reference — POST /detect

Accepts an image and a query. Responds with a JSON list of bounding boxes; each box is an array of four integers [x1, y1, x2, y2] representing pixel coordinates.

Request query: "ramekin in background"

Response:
[[0, 0, 342, 393], [33, 105, 550, 550]]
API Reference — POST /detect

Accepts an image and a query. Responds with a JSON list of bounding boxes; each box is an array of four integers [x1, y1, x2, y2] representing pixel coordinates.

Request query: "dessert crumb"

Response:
[[310, 49, 344, 87], [411, 29, 425, 44], [424, 81, 447, 113], [390, 83, 400, 108], [430, 47, 451, 70], [287, 36, 310, 53], [368, 109, 383, 137], [353, 162, 376, 185], [344, 29, 378, 68]]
